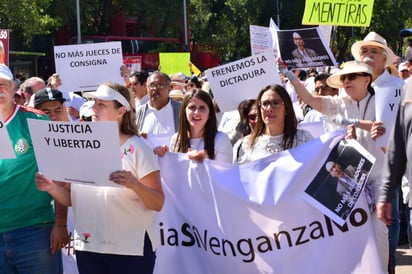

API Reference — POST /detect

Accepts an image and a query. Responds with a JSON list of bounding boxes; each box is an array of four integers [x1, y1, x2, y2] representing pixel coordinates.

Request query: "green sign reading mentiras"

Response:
[[302, 0, 375, 27]]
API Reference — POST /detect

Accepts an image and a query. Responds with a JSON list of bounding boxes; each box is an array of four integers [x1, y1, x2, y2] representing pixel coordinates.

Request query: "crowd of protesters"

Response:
[[0, 30, 411, 274]]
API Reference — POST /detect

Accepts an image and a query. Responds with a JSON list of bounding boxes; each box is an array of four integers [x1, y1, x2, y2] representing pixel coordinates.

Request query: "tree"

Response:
[[0, 0, 61, 48], [2, 0, 412, 65]]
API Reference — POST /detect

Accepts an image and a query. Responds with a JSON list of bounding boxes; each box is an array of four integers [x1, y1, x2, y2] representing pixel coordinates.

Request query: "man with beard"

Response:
[[136, 71, 181, 135]]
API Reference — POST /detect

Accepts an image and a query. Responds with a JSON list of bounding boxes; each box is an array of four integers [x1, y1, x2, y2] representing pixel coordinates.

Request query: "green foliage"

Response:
[[0, 0, 61, 46], [2, 0, 412, 63]]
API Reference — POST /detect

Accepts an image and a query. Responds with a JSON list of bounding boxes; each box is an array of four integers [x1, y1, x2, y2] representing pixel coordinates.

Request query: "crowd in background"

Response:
[[1, 31, 412, 274]]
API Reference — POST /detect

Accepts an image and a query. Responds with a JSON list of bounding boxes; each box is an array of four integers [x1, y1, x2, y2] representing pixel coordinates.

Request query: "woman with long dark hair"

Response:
[[154, 89, 233, 163], [234, 84, 313, 163]]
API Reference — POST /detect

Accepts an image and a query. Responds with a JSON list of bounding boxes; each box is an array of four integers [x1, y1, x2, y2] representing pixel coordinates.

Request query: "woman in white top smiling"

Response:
[[154, 89, 233, 163], [36, 82, 164, 274]]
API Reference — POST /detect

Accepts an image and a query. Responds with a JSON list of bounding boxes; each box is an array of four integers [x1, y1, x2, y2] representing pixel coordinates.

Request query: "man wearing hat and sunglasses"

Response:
[[352, 32, 405, 273], [0, 64, 66, 272]]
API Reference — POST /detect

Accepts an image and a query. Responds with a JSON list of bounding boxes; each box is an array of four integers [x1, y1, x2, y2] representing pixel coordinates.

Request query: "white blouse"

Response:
[[235, 129, 313, 164], [170, 131, 233, 163]]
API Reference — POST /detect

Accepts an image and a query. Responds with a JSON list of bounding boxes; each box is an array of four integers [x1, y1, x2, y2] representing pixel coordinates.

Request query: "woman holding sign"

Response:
[[154, 88, 233, 163], [35, 82, 164, 274]]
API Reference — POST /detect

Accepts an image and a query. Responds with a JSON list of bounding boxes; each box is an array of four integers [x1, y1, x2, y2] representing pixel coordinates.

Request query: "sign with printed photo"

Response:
[[303, 139, 375, 225], [277, 27, 336, 69]]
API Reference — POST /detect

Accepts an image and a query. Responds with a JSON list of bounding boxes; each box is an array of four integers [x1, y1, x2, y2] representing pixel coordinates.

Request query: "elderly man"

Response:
[[0, 64, 67, 272], [24, 76, 46, 105], [291, 32, 321, 68], [326, 161, 358, 195], [136, 71, 181, 135], [351, 31, 405, 274]]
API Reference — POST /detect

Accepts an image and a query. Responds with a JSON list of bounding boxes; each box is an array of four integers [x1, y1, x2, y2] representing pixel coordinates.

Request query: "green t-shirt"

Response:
[[0, 105, 54, 232]]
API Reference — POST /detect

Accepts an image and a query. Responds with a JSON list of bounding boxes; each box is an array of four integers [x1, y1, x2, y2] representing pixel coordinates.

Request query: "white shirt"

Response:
[[71, 135, 160, 255], [170, 131, 233, 163], [135, 95, 149, 107], [141, 101, 175, 134]]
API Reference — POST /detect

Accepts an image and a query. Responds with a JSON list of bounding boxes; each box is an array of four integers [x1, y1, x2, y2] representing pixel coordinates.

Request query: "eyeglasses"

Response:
[[259, 99, 284, 110], [247, 114, 257, 121], [360, 47, 383, 55], [314, 85, 331, 93], [148, 83, 167, 90], [339, 73, 368, 82]]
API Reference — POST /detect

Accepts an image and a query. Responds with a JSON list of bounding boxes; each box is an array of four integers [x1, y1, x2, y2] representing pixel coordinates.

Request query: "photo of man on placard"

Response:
[[303, 139, 374, 224], [277, 27, 336, 69]]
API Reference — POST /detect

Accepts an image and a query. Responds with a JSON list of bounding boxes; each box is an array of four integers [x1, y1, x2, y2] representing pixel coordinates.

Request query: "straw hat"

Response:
[[351, 32, 396, 66], [326, 61, 372, 88], [169, 89, 185, 100]]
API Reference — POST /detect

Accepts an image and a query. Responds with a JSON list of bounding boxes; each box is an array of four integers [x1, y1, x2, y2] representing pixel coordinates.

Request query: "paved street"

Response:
[[395, 244, 412, 274]]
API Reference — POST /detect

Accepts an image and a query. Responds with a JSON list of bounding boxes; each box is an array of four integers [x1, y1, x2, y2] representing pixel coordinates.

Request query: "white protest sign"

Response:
[[143, 133, 173, 149], [54, 41, 124, 92], [375, 86, 402, 147], [268, 18, 279, 57], [205, 51, 281, 112], [298, 120, 325, 138], [249, 25, 271, 56], [0, 113, 15, 159], [28, 119, 122, 187]]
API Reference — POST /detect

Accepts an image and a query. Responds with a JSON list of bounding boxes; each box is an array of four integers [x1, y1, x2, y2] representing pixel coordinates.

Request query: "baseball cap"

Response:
[[0, 64, 13, 81], [34, 87, 66, 108]]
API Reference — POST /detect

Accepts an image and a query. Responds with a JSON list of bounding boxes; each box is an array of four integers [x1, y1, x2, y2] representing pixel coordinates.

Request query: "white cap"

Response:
[[0, 64, 13, 81], [79, 100, 95, 118], [84, 85, 131, 111], [399, 62, 408, 72]]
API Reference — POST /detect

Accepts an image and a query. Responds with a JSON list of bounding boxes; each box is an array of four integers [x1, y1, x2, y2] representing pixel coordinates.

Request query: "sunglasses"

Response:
[[247, 114, 257, 121], [339, 73, 368, 82]]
